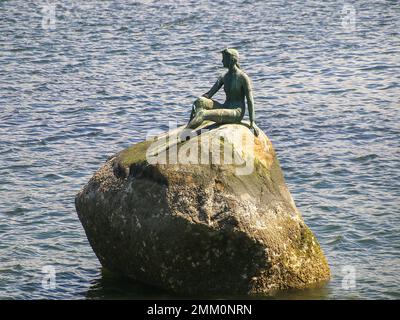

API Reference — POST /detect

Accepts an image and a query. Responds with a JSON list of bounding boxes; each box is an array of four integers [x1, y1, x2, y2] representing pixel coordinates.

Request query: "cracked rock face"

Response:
[[75, 122, 330, 295]]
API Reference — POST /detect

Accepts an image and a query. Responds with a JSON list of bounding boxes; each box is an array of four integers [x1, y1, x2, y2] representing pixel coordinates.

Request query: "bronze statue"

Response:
[[186, 48, 259, 136]]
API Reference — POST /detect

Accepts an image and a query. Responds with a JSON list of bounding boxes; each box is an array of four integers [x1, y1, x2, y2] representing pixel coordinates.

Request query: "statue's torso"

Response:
[[223, 71, 246, 109]]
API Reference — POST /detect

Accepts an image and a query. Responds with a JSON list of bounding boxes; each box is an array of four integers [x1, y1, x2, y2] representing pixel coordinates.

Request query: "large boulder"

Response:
[[75, 121, 330, 295]]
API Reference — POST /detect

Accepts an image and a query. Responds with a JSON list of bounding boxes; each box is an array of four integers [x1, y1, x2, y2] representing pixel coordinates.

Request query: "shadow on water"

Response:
[[267, 283, 331, 300], [86, 268, 177, 300], [86, 268, 331, 300]]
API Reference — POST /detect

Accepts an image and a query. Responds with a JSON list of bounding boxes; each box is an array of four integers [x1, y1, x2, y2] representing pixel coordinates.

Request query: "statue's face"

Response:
[[222, 53, 230, 68]]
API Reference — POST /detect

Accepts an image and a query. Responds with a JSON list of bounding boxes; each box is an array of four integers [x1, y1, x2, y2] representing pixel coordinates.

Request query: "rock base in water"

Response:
[[75, 122, 330, 295]]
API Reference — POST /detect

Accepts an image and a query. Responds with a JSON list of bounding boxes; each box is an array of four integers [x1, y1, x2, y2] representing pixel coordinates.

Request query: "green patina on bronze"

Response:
[[187, 48, 259, 137]]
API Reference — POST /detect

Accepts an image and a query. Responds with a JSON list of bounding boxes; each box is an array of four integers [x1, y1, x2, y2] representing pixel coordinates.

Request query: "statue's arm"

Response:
[[203, 75, 224, 98], [244, 75, 255, 124], [244, 75, 259, 136]]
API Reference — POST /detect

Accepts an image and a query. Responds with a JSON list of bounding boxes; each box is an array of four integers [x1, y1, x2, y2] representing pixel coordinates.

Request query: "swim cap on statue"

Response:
[[221, 48, 240, 69], [221, 48, 239, 61]]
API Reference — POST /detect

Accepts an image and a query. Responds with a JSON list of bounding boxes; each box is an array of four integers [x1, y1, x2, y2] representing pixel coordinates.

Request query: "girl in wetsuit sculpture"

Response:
[[186, 48, 259, 136]]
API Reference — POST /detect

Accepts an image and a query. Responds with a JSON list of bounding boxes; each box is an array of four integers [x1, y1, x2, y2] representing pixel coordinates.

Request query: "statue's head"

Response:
[[221, 48, 240, 69]]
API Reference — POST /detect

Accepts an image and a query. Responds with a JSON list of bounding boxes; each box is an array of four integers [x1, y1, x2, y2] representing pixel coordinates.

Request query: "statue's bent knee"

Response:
[[194, 96, 210, 109]]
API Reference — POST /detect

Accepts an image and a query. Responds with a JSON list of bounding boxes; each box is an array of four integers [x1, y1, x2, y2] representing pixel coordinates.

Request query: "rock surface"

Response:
[[75, 121, 330, 295]]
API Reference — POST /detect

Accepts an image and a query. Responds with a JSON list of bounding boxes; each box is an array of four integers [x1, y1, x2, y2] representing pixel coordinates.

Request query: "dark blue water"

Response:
[[0, 0, 399, 299]]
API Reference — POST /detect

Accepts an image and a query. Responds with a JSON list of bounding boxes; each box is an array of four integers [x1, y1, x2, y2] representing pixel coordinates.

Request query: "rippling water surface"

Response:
[[1, 0, 399, 299]]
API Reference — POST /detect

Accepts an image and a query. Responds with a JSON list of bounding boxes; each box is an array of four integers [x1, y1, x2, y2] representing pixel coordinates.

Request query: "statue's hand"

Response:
[[250, 122, 259, 137], [253, 127, 259, 137]]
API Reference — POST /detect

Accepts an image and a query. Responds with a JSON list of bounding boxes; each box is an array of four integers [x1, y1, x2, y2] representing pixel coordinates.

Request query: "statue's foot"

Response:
[[186, 110, 204, 129], [187, 104, 197, 124]]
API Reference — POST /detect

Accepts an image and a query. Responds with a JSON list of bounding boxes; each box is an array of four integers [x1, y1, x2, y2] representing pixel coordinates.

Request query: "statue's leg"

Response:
[[202, 108, 242, 124], [186, 97, 222, 129], [194, 96, 222, 111]]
